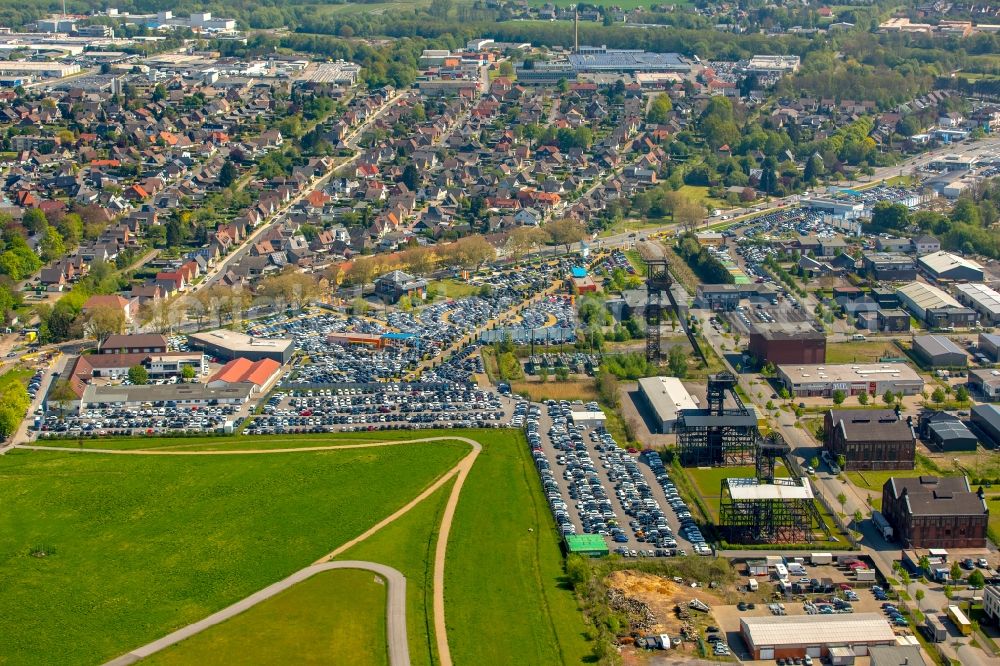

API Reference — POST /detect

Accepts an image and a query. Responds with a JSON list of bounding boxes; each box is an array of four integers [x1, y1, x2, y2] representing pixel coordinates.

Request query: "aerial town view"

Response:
[[3, 0, 1000, 664]]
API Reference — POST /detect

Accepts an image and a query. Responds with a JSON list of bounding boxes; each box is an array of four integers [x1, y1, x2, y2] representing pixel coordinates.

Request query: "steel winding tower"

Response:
[[645, 258, 672, 363]]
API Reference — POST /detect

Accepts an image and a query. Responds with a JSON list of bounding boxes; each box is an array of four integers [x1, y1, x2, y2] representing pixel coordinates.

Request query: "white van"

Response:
[[851, 334, 866, 341]]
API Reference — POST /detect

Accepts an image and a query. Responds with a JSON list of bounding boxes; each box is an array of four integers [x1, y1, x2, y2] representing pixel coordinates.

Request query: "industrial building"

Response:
[[695, 283, 778, 310], [823, 409, 916, 471], [869, 645, 929, 666], [919, 411, 979, 451], [188, 329, 294, 364], [776, 363, 923, 398], [0, 61, 81, 78], [955, 283, 1000, 325], [970, 368, 1000, 400], [972, 403, 1000, 446], [739, 613, 896, 660], [637, 376, 698, 434], [746, 54, 801, 73], [675, 373, 760, 466], [980, 333, 1000, 361], [77, 382, 256, 411], [912, 335, 968, 367], [861, 253, 917, 281], [882, 476, 988, 548], [876, 308, 911, 333], [747, 322, 826, 366], [567, 46, 692, 73], [918, 250, 985, 282], [896, 281, 971, 326]]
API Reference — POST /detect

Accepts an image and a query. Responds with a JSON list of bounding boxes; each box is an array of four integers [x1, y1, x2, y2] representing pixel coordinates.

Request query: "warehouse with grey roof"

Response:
[[912, 335, 967, 367], [740, 613, 896, 660]]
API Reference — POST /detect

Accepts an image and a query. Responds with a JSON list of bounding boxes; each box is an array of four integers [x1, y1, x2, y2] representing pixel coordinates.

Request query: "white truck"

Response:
[[872, 511, 894, 540]]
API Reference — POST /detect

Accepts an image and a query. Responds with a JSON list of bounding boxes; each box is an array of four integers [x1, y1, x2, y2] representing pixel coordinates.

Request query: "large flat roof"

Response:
[[741, 613, 896, 648], [914, 335, 965, 357], [918, 250, 983, 276], [189, 329, 293, 353], [638, 376, 698, 423], [81, 381, 255, 404], [778, 363, 922, 384], [725, 477, 814, 501]]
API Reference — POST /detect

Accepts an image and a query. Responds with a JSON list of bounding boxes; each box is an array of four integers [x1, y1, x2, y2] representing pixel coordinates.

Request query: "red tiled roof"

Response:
[[209, 358, 281, 386]]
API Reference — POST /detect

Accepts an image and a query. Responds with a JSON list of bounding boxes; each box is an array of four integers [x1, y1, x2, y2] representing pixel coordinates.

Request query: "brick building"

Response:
[[747, 322, 826, 366], [882, 476, 988, 548], [824, 409, 916, 471]]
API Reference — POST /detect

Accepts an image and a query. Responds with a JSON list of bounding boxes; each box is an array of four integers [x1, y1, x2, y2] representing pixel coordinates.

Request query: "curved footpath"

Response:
[[102, 560, 409, 666], [23, 436, 482, 666]]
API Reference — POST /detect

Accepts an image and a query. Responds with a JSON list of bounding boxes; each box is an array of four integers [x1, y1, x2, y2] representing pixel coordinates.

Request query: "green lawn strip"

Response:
[[30, 429, 479, 451], [0, 441, 467, 665], [446, 430, 593, 665], [338, 477, 455, 666], [145, 568, 388, 666], [825, 341, 900, 364]]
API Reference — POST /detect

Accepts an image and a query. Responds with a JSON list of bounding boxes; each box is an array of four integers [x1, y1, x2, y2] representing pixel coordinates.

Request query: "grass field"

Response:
[[687, 464, 789, 502], [0, 439, 467, 665], [510, 378, 599, 402], [825, 340, 901, 364], [339, 478, 453, 666], [428, 278, 479, 299], [146, 568, 388, 666], [445, 429, 593, 664]]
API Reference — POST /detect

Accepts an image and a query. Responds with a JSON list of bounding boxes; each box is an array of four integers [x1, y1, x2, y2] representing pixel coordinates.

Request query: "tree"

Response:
[[858, 391, 869, 405], [22, 208, 47, 235], [40, 226, 65, 262], [346, 256, 380, 289], [853, 509, 863, 529], [833, 389, 846, 405], [950, 561, 962, 581], [505, 226, 550, 260], [218, 160, 238, 188], [882, 389, 895, 406], [803, 154, 824, 184], [931, 387, 946, 403], [498, 61, 515, 79], [401, 164, 420, 191], [546, 218, 586, 252], [915, 589, 925, 603], [810, 456, 820, 469], [968, 570, 986, 588], [181, 365, 196, 381], [919, 555, 931, 573], [46, 379, 77, 418], [673, 197, 704, 232], [128, 365, 149, 385], [86, 306, 126, 346], [667, 345, 687, 379], [837, 492, 847, 512], [870, 201, 909, 231], [449, 236, 495, 269], [955, 386, 969, 403], [646, 94, 672, 124]]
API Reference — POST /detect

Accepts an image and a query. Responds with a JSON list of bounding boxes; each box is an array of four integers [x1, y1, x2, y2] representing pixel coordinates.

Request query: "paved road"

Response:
[[102, 561, 410, 666]]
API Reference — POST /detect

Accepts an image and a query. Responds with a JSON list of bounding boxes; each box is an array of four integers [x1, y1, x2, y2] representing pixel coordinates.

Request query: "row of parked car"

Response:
[[36, 405, 242, 437], [648, 451, 712, 556], [613, 447, 677, 553]]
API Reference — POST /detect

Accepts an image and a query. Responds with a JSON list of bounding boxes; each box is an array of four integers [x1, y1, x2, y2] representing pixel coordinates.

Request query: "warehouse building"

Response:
[[747, 321, 826, 366], [918, 250, 985, 282], [912, 335, 967, 367], [882, 475, 988, 548], [188, 329, 294, 364], [637, 376, 698, 433], [824, 409, 915, 471], [921, 411, 979, 452], [861, 253, 917, 281], [969, 368, 1000, 400], [695, 283, 778, 310], [980, 333, 1000, 362], [77, 382, 255, 411], [896, 281, 961, 322], [568, 46, 692, 73], [777, 363, 923, 398], [971, 403, 1000, 447], [740, 613, 896, 660], [955, 283, 1000, 325]]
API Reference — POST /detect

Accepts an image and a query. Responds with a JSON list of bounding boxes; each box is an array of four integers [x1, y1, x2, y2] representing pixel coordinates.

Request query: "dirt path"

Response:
[[22, 435, 482, 666]]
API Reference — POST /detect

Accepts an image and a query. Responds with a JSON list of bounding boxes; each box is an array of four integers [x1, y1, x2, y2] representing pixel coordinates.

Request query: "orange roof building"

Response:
[[207, 357, 281, 390]]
